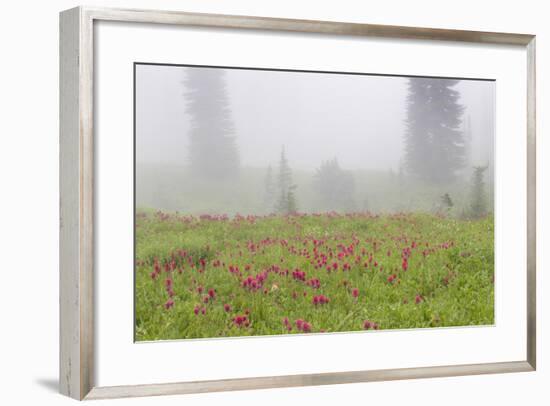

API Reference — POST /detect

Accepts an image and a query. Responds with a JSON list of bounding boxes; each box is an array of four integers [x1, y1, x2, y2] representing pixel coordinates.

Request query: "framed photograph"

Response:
[[60, 6, 536, 400]]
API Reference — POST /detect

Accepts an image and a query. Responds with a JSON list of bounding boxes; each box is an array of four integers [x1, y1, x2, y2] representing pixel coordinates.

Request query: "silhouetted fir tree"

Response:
[[404, 78, 466, 183], [313, 158, 355, 212], [440, 193, 454, 209], [183, 68, 240, 180], [470, 165, 488, 218], [276, 147, 298, 214], [439, 193, 454, 216]]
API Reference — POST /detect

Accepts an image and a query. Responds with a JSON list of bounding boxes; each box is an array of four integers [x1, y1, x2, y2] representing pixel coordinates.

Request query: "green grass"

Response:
[[135, 211, 494, 341]]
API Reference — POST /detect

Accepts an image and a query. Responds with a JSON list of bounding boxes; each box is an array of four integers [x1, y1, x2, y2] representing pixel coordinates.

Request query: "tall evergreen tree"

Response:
[[276, 147, 298, 214], [183, 68, 240, 180], [404, 78, 466, 183]]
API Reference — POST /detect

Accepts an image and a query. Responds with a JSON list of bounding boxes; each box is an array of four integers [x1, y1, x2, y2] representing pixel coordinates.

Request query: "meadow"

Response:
[[135, 210, 494, 341]]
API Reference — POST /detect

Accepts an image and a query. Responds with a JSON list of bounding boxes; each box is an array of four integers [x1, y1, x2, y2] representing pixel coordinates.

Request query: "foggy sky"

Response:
[[135, 64, 494, 171]]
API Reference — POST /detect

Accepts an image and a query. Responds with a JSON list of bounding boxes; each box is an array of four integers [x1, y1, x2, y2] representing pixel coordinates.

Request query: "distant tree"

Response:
[[286, 185, 298, 214], [440, 193, 454, 209], [313, 158, 355, 212], [263, 165, 276, 213], [276, 147, 298, 214], [438, 193, 454, 216], [183, 68, 240, 180], [469, 165, 488, 218], [404, 78, 466, 183]]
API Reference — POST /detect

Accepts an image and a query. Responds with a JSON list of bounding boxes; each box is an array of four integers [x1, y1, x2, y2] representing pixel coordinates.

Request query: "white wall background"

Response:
[[0, 0, 547, 405]]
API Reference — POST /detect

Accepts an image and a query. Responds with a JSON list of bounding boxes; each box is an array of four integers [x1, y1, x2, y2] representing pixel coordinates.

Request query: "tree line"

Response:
[[182, 68, 490, 217], [262, 148, 355, 215]]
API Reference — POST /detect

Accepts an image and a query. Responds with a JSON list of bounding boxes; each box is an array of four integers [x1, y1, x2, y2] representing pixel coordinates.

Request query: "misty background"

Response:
[[135, 64, 494, 216]]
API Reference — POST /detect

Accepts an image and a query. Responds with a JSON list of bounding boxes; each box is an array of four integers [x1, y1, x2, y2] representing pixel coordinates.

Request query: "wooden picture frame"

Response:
[[60, 6, 536, 400]]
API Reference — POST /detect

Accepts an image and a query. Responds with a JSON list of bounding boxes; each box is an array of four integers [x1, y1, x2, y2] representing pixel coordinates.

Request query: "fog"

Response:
[[135, 64, 495, 216]]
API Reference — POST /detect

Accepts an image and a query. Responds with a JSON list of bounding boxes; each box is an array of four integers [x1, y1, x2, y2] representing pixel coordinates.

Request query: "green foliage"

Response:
[[135, 211, 494, 340]]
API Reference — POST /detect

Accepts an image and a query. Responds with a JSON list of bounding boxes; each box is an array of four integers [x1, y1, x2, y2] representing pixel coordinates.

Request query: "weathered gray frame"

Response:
[[59, 6, 537, 400]]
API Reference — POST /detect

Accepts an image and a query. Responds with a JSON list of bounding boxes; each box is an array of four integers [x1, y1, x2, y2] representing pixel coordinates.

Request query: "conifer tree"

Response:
[[183, 68, 240, 180], [276, 147, 298, 214], [404, 78, 465, 183]]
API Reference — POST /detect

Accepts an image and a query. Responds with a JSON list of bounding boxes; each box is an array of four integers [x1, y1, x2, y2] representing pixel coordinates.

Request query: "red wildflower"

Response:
[[307, 278, 321, 289], [312, 295, 329, 305], [415, 294, 423, 304], [352, 288, 359, 298], [233, 315, 248, 327], [223, 303, 232, 312], [295, 319, 312, 332], [164, 299, 174, 310], [363, 320, 379, 330], [153, 259, 160, 274], [292, 269, 306, 281], [282, 317, 292, 331]]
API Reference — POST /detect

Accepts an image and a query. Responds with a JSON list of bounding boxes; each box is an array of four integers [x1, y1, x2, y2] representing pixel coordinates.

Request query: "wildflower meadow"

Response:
[[135, 210, 494, 341]]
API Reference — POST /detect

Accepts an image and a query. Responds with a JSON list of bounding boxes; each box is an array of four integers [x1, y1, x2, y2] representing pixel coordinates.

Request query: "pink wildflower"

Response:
[[164, 299, 174, 310]]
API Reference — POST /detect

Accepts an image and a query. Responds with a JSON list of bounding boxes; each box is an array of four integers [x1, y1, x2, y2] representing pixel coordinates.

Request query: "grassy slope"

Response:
[[135, 211, 494, 340]]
